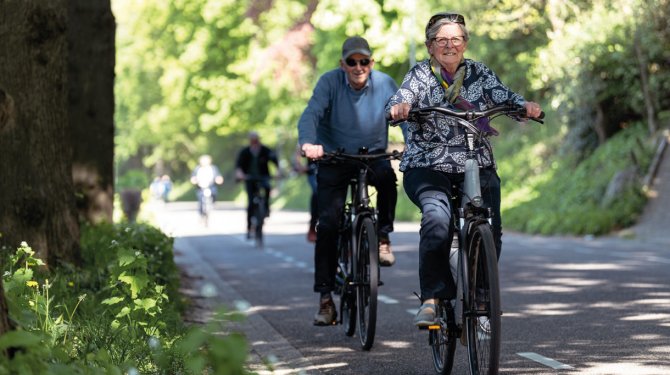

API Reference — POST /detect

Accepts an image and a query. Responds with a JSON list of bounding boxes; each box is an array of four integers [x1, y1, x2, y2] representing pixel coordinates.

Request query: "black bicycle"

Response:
[[241, 176, 269, 249], [397, 104, 543, 374], [324, 149, 402, 351]]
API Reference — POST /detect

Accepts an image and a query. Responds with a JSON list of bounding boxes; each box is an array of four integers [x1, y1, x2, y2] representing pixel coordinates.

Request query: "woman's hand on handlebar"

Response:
[[389, 103, 411, 121], [523, 101, 543, 119], [301, 143, 324, 159]]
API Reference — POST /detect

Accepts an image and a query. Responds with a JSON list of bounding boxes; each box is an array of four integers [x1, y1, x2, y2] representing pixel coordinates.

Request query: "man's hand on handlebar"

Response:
[[301, 143, 324, 160]]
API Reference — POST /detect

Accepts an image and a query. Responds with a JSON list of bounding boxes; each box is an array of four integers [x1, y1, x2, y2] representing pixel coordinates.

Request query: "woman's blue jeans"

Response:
[[403, 167, 502, 301]]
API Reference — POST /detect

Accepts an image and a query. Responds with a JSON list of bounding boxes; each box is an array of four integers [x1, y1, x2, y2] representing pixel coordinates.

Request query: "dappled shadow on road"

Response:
[[500, 235, 670, 374]]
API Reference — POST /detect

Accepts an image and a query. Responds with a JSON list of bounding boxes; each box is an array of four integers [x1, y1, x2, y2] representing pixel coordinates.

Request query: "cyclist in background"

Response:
[[386, 12, 543, 327], [190, 155, 224, 216], [298, 36, 400, 326], [235, 131, 279, 239]]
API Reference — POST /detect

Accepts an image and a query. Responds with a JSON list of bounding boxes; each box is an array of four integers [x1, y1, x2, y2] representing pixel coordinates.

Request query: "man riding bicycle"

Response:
[[298, 36, 401, 326], [235, 131, 279, 239]]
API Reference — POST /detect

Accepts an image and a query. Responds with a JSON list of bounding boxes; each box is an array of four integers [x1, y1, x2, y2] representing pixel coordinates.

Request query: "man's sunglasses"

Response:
[[426, 12, 466, 30], [345, 58, 371, 67]]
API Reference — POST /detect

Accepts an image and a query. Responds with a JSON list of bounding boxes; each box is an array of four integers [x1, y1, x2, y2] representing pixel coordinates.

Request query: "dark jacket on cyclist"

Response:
[[235, 140, 279, 233]]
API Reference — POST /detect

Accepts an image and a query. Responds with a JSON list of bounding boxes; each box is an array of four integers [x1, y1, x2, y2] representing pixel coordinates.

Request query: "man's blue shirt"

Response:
[[298, 68, 398, 153]]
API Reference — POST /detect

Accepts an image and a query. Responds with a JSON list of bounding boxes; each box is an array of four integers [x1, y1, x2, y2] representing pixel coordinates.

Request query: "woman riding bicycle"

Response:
[[191, 154, 224, 218], [386, 11, 543, 327]]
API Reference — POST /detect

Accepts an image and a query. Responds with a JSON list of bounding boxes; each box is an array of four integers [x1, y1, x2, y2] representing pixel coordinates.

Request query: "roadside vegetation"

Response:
[[0, 224, 250, 374]]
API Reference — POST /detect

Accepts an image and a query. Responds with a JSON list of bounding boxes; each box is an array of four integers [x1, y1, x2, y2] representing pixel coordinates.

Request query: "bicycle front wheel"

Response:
[[430, 300, 457, 374], [355, 216, 378, 350], [465, 223, 501, 375], [338, 215, 356, 336]]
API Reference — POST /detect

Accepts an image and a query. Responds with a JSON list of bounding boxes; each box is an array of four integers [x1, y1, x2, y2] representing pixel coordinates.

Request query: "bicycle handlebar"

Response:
[[319, 149, 403, 163], [387, 103, 544, 126]]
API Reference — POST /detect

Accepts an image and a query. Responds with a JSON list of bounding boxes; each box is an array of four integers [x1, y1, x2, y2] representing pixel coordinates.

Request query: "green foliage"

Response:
[[0, 223, 252, 374], [502, 122, 653, 235]]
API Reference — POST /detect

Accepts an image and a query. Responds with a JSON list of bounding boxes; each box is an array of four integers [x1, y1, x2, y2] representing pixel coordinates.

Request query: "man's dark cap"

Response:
[[342, 36, 371, 59]]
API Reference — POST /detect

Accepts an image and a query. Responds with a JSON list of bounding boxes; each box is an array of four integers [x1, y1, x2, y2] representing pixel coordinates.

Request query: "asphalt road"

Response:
[[152, 201, 670, 375]]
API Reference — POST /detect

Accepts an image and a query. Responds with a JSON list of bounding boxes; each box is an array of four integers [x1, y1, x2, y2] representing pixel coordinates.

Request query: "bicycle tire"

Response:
[[465, 223, 501, 375], [253, 197, 265, 248], [202, 194, 213, 227], [430, 300, 457, 374], [338, 212, 356, 336], [355, 216, 378, 350]]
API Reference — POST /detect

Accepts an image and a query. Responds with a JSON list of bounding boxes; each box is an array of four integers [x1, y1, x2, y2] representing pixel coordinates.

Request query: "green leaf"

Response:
[[118, 271, 149, 299], [101, 296, 125, 305]]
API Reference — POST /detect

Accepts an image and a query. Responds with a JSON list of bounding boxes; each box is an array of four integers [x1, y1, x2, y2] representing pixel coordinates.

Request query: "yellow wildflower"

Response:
[[26, 280, 39, 288]]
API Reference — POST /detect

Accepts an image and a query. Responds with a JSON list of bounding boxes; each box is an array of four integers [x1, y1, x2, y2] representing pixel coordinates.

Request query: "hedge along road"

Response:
[[149, 200, 670, 375]]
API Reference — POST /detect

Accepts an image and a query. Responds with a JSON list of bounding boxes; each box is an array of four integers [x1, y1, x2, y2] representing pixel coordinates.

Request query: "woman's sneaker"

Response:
[[313, 296, 337, 326], [414, 302, 437, 327]]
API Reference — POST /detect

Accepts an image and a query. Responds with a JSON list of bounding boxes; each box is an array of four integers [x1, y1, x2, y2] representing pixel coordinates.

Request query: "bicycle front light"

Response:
[[472, 196, 483, 207]]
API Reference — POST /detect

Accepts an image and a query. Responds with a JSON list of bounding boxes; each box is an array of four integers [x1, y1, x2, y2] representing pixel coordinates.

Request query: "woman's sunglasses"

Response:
[[345, 58, 371, 67]]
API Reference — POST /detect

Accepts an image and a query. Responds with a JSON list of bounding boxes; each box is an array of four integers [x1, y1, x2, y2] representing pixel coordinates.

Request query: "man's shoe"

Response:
[[379, 240, 395, 267], [414, 303, 437, 327], [307, 226, 317, 243], [313, 296, 337, 326]]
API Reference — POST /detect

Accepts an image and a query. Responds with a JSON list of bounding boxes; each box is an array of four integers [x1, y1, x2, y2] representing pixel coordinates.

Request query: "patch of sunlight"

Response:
[[646, 292, 670, 297], [648, 346, 670, 354], [379, 340, 413, 349], [623, 283, 668, 289], [631, 334, 664, 340], [522, 303, 577, 316], [545, 263, 626, 271], [506, 285, 578, 293], [320, 347, 356, 353], [621, 313, 670, 321], [583, 362, 670, 375], [631, 298, 670, 307], [549, 278, 606, 287], [500, 312, 526, 318], [502, 185, 538, 210]]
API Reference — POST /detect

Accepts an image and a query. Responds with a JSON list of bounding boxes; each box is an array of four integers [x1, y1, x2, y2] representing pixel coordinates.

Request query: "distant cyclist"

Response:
[[190, 155, 224, 216], [235, 131, 279, 238]]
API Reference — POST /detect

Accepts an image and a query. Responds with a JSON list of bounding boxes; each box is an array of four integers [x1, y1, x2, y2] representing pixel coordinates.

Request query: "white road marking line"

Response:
[[407, 308, 418, 316], [517, 352, 574, 370]]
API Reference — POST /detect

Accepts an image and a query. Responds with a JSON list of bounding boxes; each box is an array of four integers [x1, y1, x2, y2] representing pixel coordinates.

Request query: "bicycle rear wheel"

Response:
[[465, 223, 501, 375], [355, 216, 378, 350], [253, 197, 265, 248], [430, 300, 457, 374], [201, 193, 213, 227]]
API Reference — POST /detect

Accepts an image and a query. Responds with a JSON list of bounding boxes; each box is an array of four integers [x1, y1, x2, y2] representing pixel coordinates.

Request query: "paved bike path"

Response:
[[175, 235, 323, 375]]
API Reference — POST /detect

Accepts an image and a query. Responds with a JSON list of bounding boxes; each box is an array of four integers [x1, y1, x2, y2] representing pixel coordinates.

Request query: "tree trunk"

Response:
[[69, 0, 116, 224], [0, 0, 81, 267], [634, 26, 659, 136]]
